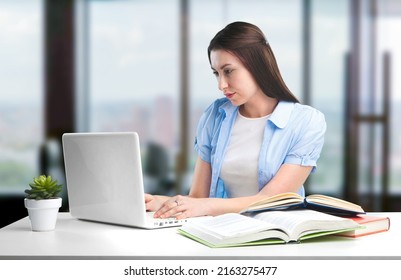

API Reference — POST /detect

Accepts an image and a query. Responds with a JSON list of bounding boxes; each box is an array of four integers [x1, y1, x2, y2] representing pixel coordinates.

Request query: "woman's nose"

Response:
[[218, 76, 228, 91]]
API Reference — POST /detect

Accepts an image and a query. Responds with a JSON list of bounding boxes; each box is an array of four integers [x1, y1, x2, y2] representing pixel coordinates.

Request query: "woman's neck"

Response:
[[239, 95, 278, 118]]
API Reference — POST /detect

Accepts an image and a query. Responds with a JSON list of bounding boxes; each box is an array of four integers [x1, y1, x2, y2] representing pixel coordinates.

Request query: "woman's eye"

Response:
[[224, 69, 233, 75], [212, 71, 218, 77]]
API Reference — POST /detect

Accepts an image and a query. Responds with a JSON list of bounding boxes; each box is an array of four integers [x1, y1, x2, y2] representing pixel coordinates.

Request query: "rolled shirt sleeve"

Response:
[[283, 105, 326, 172]]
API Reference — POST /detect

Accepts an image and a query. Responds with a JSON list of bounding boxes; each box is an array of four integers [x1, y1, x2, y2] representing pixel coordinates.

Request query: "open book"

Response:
[[240, 192, 365, 216], [178, 210, 360, 248]]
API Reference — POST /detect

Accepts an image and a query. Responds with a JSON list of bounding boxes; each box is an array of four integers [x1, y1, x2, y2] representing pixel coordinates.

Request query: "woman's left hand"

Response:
[[153, 195, 211, 220]]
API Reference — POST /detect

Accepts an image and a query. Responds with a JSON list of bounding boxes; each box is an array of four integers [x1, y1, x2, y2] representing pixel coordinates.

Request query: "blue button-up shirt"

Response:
[[194, 98, 326, 198]]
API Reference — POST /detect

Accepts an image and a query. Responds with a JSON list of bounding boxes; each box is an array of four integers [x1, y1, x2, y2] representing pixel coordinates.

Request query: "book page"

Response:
[[246, 192, 303, 207], [252, 210, 358, 240], [252, 210, 311, 236], [181, 213, 291, 246], [306, 194, 364, 212], [240, 193, 305, 213], [186, 213, 281, 238]]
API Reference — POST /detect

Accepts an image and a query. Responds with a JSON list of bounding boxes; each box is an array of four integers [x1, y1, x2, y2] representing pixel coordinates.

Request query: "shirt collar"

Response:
[[269, 101, 295, 128], [218, 98, 295, 128], [219, 99, 238, 117]]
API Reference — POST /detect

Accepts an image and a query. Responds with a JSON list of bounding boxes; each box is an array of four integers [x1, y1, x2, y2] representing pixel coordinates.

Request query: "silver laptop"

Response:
[[62, 132, 187, 229]]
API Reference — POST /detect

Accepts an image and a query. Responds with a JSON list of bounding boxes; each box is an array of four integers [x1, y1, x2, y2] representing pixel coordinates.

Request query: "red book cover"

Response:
[[337, 214, 390, 238]]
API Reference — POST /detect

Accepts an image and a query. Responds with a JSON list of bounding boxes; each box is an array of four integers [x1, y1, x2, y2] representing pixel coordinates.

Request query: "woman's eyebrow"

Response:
[[211, 63, 232, 71], [219, 63, 232, 70]]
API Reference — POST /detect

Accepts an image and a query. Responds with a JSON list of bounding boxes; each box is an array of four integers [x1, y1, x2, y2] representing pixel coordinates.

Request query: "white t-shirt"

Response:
[[220, 111, 270, 198]]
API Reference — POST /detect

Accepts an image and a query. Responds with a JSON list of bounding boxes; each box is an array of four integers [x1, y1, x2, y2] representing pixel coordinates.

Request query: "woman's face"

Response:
[[210, 49, 263, 107]]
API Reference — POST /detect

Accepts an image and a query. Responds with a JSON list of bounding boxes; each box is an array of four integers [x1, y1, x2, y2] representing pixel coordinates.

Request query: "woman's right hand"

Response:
[[144, 193, 169, 212]]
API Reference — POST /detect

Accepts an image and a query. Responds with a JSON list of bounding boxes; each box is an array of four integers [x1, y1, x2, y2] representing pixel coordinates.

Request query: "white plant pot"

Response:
[[24, 197, 62, 232]]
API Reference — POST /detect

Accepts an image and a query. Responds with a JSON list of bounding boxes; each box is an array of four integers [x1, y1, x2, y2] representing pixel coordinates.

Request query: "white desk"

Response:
[[0, 212, 399, 259]]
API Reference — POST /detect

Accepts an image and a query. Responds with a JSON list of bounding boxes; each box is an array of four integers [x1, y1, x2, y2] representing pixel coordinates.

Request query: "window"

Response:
[[87, 0, 179, 193], [377, 3, 401, 195], [308, 0, 349, 195], [0, 0, 44, 194]]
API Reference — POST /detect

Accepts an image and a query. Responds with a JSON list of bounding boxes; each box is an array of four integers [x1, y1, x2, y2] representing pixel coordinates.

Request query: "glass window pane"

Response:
[[88, 0, 179, 194], [378, 16, 401, 195], [0, 0, 44, 194], [308, 0, 349, 195]]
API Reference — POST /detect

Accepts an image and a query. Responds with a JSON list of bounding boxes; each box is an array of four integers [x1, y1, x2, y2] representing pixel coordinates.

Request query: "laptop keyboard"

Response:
[[146, 212, 187, 227], [152, 218, 186, 227]]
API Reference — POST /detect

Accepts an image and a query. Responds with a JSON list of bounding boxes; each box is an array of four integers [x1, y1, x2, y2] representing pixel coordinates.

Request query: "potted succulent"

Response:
[[24, 175, 63, 231]]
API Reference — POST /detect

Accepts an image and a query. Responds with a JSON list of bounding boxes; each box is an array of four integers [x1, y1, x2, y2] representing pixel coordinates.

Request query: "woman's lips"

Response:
[[225, 92, 235, 99]]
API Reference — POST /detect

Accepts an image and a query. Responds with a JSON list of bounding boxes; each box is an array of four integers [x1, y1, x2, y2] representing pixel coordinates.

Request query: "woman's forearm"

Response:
[[206, 195, 267, 216]]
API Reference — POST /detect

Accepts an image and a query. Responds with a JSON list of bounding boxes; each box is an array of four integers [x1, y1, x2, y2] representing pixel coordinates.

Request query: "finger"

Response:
[[159, 195, 186, 218], [144, 193, 153, 203], [146, 200, 159, 212], [156, 201, 184, 219], [162, 205, 185, 219], [145, 201, 153, 211], [175, 210, 189, 220], [162, 196, 180, 209], [153, 200, 176, 218]]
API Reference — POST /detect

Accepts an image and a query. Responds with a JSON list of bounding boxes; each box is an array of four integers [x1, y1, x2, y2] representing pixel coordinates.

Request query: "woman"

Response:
[[145, 21, 326, 219]]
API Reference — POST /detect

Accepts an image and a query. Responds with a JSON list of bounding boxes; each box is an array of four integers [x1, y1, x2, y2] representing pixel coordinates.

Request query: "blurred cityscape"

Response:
[[0, 104, 43, 193], [1, 95, 401, 194]]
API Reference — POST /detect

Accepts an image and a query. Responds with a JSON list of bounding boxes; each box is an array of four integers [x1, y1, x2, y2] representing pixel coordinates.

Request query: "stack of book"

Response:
[[178, 192, 390, 248], [335, 214, 390, 238]]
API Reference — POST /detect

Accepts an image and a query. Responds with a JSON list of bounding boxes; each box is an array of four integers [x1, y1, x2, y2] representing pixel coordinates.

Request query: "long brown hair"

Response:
[[208, 21, 299, 103]]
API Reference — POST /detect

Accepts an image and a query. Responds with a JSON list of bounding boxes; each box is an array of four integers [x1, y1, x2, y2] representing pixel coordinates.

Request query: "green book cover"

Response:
[[177, 226, 362, 248]]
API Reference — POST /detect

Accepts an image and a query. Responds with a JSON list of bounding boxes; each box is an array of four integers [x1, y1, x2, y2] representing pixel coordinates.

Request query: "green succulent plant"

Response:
[[25, 175, 63, 200]]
